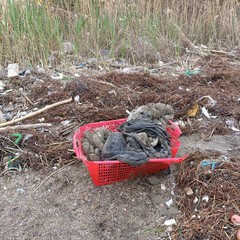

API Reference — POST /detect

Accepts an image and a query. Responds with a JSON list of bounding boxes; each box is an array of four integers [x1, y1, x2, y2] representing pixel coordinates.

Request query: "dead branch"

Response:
[[0, 123, 53, 132], [0, 97, 72, 128]]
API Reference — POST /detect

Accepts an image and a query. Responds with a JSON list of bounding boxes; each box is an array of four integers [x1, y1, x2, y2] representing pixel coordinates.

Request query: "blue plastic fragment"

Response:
[[201, 160, 219, 170], [185, 69, 201, 76]]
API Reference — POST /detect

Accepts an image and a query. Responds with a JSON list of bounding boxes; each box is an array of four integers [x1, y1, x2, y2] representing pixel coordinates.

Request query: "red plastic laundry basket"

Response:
[[73, 118, 186, 186]]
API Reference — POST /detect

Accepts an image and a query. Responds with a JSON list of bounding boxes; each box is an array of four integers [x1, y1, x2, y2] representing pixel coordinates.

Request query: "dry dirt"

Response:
[[0, 55, 240, 239]]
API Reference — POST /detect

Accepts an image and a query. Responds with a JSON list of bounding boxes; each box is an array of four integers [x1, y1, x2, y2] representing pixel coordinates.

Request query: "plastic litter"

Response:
[[165, 198, 173, 207], [185, 69, 201, 76], [201, 106, 211, 119], [164, 219, 177, 226], [7, 63, 19, 78], [201, 160, 219, 170], [231, 214, 240, 226], [187, 104, 199, 117]]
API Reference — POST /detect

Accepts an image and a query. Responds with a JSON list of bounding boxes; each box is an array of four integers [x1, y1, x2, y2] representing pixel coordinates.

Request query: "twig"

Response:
[[20, 90, 34, 105], [0, 123, 53, 132], [32, 160, 77, 193], [0, 97, 72, 128]]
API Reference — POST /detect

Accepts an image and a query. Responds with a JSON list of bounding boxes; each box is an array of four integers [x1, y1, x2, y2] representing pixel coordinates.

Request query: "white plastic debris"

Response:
[[38, 117, 45, 122], [193, 197, 198, 203], [51, 73, 63, 80], [7, 63, 19, 78], [175, 120, 186, 127], [36, 65, 46, 74], [225, 118, 240, 132], [74, 95, 80, 102], [0, 81, 5, 92], [165, 199, 173, 207], [197, 95, 217, 107], [161, 184, 166, 191], [61, 120, 71, 126], [164, 219, 177, 226], [16, 188, 25, 193], [201, 107, 210, 119], [202, 195, 209, 202]]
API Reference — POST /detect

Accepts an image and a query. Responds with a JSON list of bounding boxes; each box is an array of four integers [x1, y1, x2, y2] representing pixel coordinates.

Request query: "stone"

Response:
[[146, 175, 161, 185]]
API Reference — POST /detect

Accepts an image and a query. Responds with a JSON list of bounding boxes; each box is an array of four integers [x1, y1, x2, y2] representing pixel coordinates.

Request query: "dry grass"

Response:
[[0, 0, 239, 66]]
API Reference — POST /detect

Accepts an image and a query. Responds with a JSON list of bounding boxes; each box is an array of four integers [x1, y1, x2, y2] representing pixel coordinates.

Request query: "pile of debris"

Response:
[[172, 151, 240, 240]]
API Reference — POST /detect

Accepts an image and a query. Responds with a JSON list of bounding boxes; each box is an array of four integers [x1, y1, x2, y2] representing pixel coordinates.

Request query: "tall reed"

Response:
[[0, 0, 239, 66]]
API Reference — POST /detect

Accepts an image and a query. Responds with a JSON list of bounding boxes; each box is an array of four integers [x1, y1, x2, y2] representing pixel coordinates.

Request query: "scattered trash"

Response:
[[16, 188, 25, 193], [61, 120, 71, 126], [184, 187, 194, 196], [164, 219, 177, 226], [202, 195, 209, 202], [0, 81, 5, 92], [201, 160, 220, 170], [193, 197, 198, 203], [7, 63, 19, 78], [12, 133, 23, 145], [201, 106, 211, 119], [231, 214, 240, 226], [225, 118, 240, 132], [185, 68, 201, 76], [187, 104, 199, 117], [161, 184, 166, 191], [197, 95, 217, 107], [74, 95, 80, 102], [19, 68, 31, 77], [165, 198, 173, 207], [77, 62, 88, 68], [51, 72, 64, 80]]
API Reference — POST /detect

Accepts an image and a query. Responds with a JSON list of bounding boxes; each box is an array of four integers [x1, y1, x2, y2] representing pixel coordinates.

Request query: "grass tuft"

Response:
[[0, 0, 239, 66]]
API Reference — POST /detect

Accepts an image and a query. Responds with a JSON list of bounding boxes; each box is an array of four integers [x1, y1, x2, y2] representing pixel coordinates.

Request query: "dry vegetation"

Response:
[[0, 0, 239, 65]]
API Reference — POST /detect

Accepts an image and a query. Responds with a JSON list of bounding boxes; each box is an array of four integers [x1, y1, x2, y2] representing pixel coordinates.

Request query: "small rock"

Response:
[[184, 186, 194, 196], [164, 219, 176, 226], [7, 63, 19, 78], [146, 175, 161, 185]]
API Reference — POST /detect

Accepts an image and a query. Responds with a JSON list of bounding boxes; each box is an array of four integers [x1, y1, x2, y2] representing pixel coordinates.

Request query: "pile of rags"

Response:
[[83, 102, 174, 166]]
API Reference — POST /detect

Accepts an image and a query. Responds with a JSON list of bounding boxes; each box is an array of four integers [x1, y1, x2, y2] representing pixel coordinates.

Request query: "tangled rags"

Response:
[[127, 102, 174, 126], [102, 118, 171, 165], [81, 102, 173, 165]]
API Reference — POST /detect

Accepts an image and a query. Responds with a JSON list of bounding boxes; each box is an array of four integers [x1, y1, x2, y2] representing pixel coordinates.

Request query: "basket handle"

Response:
[[73, 131, 81, 159]]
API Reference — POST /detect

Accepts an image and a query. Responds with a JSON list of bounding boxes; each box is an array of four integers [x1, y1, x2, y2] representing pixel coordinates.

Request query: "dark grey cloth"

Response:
[[101, 118, 171, 166]]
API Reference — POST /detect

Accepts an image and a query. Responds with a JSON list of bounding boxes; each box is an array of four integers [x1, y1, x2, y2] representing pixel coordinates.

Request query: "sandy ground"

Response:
[[1, 133, 239, 240]]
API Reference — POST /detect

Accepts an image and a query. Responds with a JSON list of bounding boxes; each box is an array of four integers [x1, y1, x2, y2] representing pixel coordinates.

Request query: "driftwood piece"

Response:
[[0, 97, 72, 128], [0, 123, 53, 132]]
